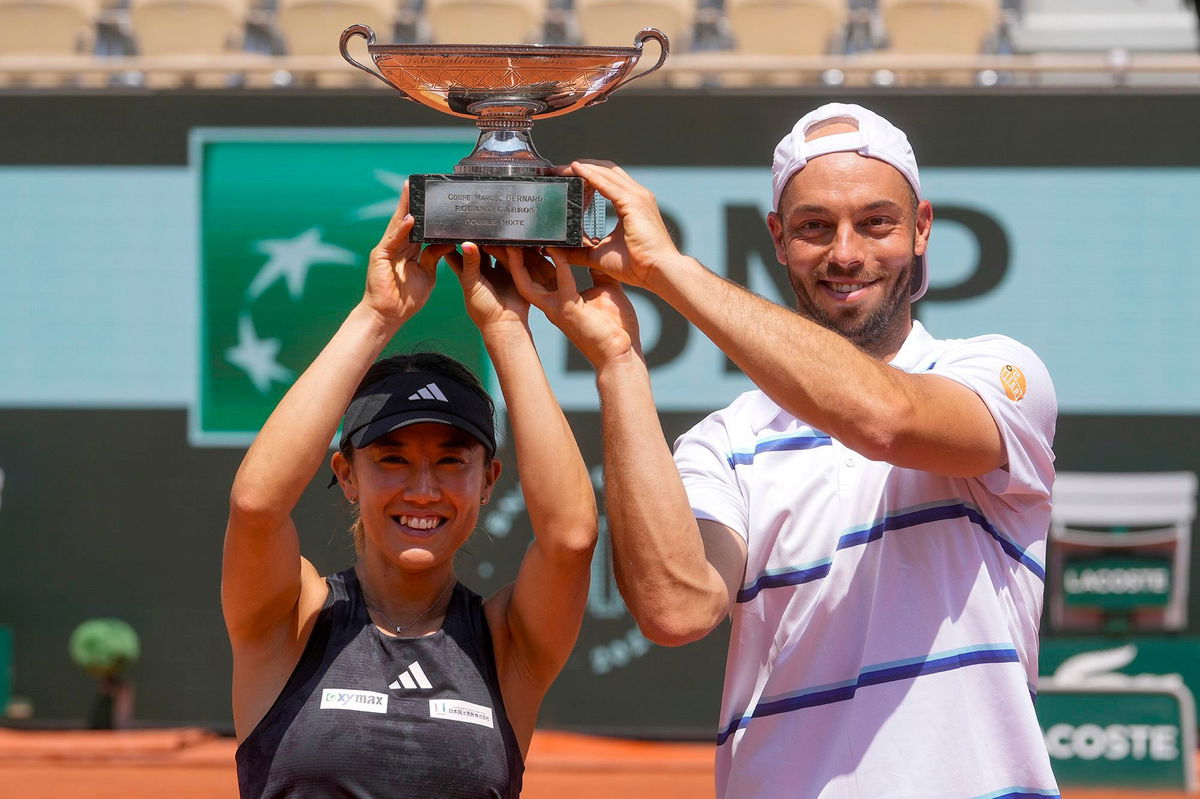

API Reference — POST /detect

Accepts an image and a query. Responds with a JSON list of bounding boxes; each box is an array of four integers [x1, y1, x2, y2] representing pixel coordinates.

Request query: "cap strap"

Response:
[[800, 130, 868, 160]]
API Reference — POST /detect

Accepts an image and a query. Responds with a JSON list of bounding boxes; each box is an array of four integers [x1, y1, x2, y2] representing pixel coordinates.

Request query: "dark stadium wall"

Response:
[[1, 90, 1198, 731]]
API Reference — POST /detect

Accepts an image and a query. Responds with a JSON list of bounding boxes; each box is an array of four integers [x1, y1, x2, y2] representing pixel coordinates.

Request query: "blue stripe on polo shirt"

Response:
[[726, 430, 832, 468], [716, 643, 1020, 746], [837, 501, 1046, 581], [736, 501, 1046, 605], [737, 558, 833, 602], [971, 788, 1060, 799]]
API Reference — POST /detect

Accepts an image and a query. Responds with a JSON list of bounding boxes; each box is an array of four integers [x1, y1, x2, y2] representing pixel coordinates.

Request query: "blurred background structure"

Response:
[[2, 0, 1200, 795], [0, 0, 1199, 88]]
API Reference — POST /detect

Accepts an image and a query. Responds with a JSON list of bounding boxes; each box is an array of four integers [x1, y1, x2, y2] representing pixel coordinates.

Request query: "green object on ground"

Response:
[[68, 618, 140, 678]]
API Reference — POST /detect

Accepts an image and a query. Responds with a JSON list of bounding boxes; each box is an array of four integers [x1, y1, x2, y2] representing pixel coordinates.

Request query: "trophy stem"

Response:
[[454, 101, 554, 176]]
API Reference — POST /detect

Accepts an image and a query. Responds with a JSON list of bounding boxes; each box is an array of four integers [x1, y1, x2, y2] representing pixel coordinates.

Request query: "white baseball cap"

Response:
[[771, 102, 928, 302]]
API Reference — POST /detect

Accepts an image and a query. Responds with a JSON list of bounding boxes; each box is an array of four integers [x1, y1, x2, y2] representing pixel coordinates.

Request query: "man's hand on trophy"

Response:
[[364, 180, 453, 329], [443, 244, 532, 332], [561, 160, 680, 291], [505, 245, 643, 369]]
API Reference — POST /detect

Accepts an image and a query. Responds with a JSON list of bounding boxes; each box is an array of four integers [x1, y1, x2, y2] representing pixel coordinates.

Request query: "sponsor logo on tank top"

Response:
[[429, 699, 494, 729], [389, 661, 433, 691], [319, 688, 388, 713]]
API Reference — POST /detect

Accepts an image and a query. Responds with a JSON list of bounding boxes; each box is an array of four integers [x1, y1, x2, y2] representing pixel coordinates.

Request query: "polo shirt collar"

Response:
[[888, 320, 934, 372], [755, 320, 936, 431]]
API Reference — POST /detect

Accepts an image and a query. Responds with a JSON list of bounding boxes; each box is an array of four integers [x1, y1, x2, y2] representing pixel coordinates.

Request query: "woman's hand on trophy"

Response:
[[562, 160, 681, 291], [444, 243, 531, 332], [507, 245, 642, 368], [364, 180, 453, 329]]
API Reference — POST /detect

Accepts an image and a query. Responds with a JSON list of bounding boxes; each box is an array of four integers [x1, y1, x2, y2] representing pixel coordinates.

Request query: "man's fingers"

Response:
[[571, 160, 638, 199], [589, 268, 622, 290], [547, 244, 600, 271], [544, 248, 581, 298], [420, 243, 455, 275], [482, 245, 515, 273], [572, 158, 619, 170], [526, 258, 557, 290], [506, 247, 549, 302]]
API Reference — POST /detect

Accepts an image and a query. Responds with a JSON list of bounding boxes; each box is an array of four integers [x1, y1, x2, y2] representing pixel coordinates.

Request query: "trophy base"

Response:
[[410, 174, 584, 246]]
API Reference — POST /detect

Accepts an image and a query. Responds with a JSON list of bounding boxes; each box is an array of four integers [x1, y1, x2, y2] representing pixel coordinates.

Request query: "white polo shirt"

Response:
[[675, 321, 1059, 799]]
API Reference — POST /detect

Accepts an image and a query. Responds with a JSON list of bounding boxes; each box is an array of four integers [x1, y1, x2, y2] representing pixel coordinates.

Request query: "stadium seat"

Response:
[[425, 0, 546, 44], [878, 0, 1000, 54], [1010, 0, 1200, 54], [0, 0, 100, 55], [129, 0, 246, 54], [574, 0, 694, 49], [276, 0, 394, 55], [726, 0, 847, 54]]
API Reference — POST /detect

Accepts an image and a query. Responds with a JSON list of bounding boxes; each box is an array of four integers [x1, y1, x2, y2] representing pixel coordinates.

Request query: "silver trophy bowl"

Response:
[[340, 26, 670, 176]]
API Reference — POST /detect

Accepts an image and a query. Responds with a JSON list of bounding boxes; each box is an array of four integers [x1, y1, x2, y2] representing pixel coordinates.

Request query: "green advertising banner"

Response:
[[1062, 556, 1174, 609], [1040, 638, 1200, 735], [1037, 683, 1197, 790], [192, 129, 487, 445]]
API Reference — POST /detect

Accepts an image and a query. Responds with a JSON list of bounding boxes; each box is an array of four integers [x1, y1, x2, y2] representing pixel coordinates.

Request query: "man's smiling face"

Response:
[[767, 121, 931, 358]]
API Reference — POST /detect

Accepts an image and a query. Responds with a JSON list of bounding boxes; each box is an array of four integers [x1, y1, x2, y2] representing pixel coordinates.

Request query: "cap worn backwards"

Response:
[[770, 102, 929, 302], [339, 370, 496, 457]]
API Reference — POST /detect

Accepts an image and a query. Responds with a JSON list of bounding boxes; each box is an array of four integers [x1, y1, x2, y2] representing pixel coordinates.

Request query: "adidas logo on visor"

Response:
[[408, 383, 448, 402]]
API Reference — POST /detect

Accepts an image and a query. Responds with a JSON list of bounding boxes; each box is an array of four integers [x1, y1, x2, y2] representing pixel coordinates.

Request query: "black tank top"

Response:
[[235, 569, 524, 798]]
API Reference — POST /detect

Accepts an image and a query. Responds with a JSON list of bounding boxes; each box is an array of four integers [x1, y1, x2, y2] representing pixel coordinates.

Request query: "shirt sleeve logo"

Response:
[[1000, 364, 1027, 401]]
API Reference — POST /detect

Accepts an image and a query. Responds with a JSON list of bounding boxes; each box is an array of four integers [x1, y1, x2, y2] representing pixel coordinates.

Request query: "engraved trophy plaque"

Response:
[[339, 25, 669, 246]]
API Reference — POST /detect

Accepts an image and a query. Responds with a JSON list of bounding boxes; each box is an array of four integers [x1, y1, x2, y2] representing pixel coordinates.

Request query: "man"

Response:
[[509, 102, 1058, 797]]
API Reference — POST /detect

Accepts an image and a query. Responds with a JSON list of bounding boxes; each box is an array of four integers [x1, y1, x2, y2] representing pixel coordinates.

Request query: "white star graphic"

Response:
[[351, 170, 408, 220], [225, 314, 293, 393], [246, 228, 357, 301]]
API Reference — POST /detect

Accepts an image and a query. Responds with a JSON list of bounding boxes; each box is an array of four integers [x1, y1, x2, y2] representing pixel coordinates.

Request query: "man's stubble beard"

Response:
[[791, 256, 915, 358]]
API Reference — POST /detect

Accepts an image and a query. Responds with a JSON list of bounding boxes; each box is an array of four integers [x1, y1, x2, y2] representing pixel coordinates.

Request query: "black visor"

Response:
[[339, 370, 496, 457]]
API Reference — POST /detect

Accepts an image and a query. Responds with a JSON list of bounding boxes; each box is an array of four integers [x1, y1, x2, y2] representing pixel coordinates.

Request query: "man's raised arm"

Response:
[[506, 249, 746, 646]]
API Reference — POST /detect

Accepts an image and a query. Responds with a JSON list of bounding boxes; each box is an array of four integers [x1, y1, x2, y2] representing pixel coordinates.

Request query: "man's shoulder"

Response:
[[924, 330, 1050, 376], [930, 329, 1040, 357], [680, 389, 786, 445], [713, 388, 788, 429]]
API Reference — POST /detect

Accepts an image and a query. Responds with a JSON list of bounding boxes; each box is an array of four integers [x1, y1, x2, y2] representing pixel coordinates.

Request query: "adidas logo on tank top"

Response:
[[389, 661, 433, 691]]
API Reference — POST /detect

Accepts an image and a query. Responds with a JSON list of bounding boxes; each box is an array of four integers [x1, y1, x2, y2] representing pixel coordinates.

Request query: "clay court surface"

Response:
[[0, 727, 1193, 799]]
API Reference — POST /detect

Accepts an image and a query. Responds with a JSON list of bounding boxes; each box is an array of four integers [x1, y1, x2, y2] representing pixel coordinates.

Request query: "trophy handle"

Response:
[[339, 24, 410, 97], [590, 27, 670, 103]]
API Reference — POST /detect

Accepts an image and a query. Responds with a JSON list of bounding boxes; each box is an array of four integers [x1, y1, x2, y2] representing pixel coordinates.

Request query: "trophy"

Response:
[[339, 25, 669, 246]]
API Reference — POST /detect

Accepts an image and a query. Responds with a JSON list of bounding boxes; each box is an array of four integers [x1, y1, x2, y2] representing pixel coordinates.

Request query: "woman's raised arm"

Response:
[[222, 185, 448, 645]]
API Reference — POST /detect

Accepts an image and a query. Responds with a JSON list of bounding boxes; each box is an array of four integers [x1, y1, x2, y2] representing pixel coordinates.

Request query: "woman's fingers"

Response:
[[376, 181, 415, 255], [459, 242, 483, 282]]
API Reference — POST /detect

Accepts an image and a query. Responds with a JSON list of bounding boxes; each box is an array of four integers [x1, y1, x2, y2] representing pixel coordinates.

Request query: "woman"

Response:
[[222, 183, 597, 798]]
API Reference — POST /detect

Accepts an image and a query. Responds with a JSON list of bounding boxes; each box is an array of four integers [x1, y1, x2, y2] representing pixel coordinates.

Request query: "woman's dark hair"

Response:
[[354, 352, 492, 411], [343, 351, 495, 551]]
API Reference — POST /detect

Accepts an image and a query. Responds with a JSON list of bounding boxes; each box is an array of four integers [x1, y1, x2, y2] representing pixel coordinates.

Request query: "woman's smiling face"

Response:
[[343, 422, 500, 571]]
